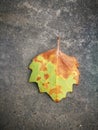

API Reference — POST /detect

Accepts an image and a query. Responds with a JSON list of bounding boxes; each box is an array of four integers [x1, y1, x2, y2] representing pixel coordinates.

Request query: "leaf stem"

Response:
[[57, 36, 60, 55]]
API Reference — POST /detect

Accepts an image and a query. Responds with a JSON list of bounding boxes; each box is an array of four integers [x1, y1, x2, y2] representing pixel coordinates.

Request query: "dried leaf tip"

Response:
[[57, 36, 60, 55]]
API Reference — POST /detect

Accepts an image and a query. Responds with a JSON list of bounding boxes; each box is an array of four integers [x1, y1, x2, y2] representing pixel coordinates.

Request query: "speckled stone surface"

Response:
[[0, 0, 98, 130]]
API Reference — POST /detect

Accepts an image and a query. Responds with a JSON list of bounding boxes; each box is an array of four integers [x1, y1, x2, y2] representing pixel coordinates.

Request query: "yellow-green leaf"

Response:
[[29, 37, 80, 102]]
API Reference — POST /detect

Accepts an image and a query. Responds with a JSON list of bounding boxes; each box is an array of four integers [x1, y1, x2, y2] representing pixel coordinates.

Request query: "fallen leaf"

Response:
[[29, 37, 80, 102]]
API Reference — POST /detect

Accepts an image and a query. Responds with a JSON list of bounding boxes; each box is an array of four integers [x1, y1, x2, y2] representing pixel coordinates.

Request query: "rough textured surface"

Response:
[[0, 0, 98, 130]]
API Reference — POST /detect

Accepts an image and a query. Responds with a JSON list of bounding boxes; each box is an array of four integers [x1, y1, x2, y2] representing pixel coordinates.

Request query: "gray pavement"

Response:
[[0, 0, 98, 130]]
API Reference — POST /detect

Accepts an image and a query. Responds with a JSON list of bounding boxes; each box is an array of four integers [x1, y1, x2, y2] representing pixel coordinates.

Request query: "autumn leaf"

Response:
[[29, 37, 80, 102]]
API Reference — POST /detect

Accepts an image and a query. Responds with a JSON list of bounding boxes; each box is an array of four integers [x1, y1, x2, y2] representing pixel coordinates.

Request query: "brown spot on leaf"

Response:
[[42, 49, 56, 60], [55, 99, 59, 103], [34, 57, 42, 63], [37, 76, 41, 81], [44, 74, 49, 80], [49, 85, 62, 95], [43, 82, 49, 88], [40, 64, 47, 71]]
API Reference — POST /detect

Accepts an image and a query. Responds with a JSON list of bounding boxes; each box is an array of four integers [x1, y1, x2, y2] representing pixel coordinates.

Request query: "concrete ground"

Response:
[[0, 0, 98, 130]]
